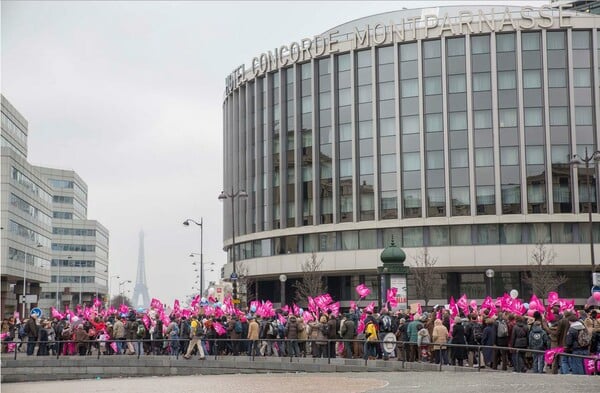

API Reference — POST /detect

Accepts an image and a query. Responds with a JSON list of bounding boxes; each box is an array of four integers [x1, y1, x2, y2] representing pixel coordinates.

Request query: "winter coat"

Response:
[[113, 320, 125, 339], [25, 318, 38, 338], [316, 322, 328, 345], [565, 321, 588, 352], [406, 320, 421, 343], [308, 321, 319, 340], [451, 322, 467, 360], [340, 319, 356, 340], [431, 319, 449, 349], [510, 321, 528, 349], [327, 317, 337, 339], [482, 324, 496, 364], [297, 318, 307, 340], [285, 316, 299, 339], [247, 319, 259, 340]]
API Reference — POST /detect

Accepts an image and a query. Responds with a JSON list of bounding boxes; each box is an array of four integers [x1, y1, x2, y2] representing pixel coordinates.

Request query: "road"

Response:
[[2, 371, 597, 393]]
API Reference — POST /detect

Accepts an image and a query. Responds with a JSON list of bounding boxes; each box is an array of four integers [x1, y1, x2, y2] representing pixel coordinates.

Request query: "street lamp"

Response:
[[570, 147, 600, 287], [279, 274, 287, 307], [56, 255, 71, 309], [191, 256, 214, 296], [21, 243, 44, 317], [218, 188, 248, 304], [118, 280, 132, 303], [109, 274, 120, 307], [183, 218, 204, 294], [485, 269, 495, 298]]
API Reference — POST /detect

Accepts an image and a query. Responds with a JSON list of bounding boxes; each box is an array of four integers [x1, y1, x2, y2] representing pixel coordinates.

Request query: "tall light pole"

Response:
[[118, 280, 132, 303], [218, 188, 248, 304], [56, 255, 72, 309], [191, 256, 214, 296], [21, 243, 43, 317], [183, 219, 203, 295], [109, 274, 120, 307], [570, 147, 600, 287]]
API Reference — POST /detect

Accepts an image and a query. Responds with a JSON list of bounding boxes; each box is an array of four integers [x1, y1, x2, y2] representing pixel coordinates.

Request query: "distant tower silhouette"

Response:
[[132, 230, 150, 308]]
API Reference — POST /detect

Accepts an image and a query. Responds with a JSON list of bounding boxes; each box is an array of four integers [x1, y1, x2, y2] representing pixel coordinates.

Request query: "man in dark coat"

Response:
[[451, 317, 467, 366], [340, 313, 356, 359], [24, 316, 39, 356], [284, 315, 300, 357], [327, 314, 337, 358]]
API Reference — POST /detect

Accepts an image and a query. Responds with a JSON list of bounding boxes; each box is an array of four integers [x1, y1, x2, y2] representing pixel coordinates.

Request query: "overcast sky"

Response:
[[1, 0, 549, 305]]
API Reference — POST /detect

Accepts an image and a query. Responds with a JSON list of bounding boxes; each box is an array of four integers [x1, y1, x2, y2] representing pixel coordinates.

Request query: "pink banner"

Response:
[[355, 284, 371, 299]]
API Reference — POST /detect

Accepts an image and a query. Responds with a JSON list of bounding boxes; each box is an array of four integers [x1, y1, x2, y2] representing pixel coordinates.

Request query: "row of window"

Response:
[[50, 275, 95, 283], [48, 178, 88, 201], [53, 195, 73, 204], [1, 112, 27, 145], [7, 220, 51, 248], [51, 259, 95, 267], [53, 211, 73, 220], [51, 243, 95, 252], [52, 227, 95, 237], [232, 222, 600, 260], [10, 193, 52, 226], [11, 167, 52, 205], [7, 247, 51, 269], [1, 134, 26, 157]]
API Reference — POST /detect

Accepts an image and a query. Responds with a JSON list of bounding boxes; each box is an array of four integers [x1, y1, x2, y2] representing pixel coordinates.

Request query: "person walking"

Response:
[[184, 315, 206, 360]]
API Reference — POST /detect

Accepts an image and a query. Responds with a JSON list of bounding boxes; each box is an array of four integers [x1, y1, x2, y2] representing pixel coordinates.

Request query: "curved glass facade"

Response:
[[222, 6, 600, 304]]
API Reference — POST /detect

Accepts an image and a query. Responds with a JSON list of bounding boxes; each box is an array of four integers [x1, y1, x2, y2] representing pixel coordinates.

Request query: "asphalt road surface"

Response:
[[2, 372, 597, 393]]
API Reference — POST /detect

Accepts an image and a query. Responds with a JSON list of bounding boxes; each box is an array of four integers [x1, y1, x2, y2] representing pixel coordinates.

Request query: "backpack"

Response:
[[136, 324, 146, 338], [577, 328, 591, 348], [381, 316, 392, 332], [496, 320, 508, 338], [169, 323, 179, 337], [234, 321, 243, 334], [471, 323, 483, 344], [529, 330, 546, 350]]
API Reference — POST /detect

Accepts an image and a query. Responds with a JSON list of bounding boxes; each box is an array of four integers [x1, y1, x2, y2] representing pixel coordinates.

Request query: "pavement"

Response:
[[2, 371, 598, 393]]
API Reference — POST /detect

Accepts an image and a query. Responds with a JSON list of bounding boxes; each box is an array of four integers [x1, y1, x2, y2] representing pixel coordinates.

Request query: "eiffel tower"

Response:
[[132, 230, 150, 308]]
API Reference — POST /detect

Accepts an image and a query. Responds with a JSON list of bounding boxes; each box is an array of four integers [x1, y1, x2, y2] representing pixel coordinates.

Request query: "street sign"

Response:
[[593, 273, 600, 286], [20, 295, 38, 303], [30, 308, 42, 318], [230, 272, 239, 281]]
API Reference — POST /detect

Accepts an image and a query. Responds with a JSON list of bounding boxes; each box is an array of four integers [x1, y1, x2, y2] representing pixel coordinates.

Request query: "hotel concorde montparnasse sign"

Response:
[[225, 5, 577, 95]]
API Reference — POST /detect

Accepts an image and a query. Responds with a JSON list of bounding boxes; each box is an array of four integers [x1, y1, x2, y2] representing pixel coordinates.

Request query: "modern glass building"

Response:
[[221, 5, 600, 306]]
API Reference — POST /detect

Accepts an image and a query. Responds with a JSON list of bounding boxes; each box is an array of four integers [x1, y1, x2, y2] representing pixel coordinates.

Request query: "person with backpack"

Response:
[[227, 315, 242, 356], [363, 319, 378, 360], [494, 312, 510, 370], [528, 320, 549, 373], [509, 316, 529, 373], [379, 310, 393, 359], [465, 313, 484, 368], [184, 314, 206, 360], [340, 313, 356, 359], [166, 315, 180, 356], [564, 314, 590, 375]]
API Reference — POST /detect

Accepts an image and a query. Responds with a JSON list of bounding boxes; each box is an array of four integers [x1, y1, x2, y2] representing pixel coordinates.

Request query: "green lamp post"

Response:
[[378, 237, 409, 312]]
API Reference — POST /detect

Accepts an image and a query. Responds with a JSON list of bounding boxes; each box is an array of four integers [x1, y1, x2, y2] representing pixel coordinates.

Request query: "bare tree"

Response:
[[522, 243, 568, 302], [410, 248, 437, 307], [293, 252, 328, 307], [236, 261, 255, 305], [111, 295, 132, 307]]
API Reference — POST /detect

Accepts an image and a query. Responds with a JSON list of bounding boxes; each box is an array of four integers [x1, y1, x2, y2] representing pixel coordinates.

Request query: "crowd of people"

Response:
[[1, 299, 599, 376]]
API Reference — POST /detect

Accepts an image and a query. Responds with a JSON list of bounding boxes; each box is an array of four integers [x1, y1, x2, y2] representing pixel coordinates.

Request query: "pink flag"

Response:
[[292, 303, 300, 316], [357, 320, 365, 334], [213, 321, 227, 336], [75, 305, 82, 316], [204, 306, 215, 316], [349, 301, 357, 310], [355, 284, 371, 299], [329, 302, 340, 317], [307, 297, 317, 314], [173, 299, 180, 315], [449, 296, 458, 317], [302, 312, 314, 322], [107, 306, 116, 315], [547, 292, 559, 306], [480, 296, 493, 310], [278, 314, 287, 325], [386, 288, 398, 308], [93, 297, 102, 309], [457, 294, 469, 316], [416, 303, 422, 316], [118, 304, 129, 315], [110, 341, 118, 353], [51, 307, 64, 320], [281, 305, 290, 313], [190, 295, 200, 308], [181, 309, 192, 319], [142, 315, 150, 329], [208, 296, 217, 304], [364, 302, 375, 313], [214, 307, 224, 318], [150, 298, 163, 310]]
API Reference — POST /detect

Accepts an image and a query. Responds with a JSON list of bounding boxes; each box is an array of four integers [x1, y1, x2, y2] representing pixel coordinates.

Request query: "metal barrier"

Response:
[[2, 336, 599, 375]]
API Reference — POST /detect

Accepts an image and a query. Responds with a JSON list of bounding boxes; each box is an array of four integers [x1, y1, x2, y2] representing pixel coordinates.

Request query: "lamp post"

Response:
[[570, 147, 600, 287], [191, 255, 214, 296], [183, 218, 203, 294], [279, 274, 287, 307], [118, 280, 132, 302], [109, 274, 120, 307], [485, 269, 495, 298], [21, 243, 44, 317], [218, 188, 248, 304]]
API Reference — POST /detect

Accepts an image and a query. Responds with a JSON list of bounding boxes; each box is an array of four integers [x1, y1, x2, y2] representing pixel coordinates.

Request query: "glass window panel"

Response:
[[337, 54, 351, 71], [547, 31, 565, 50], [524, 108, 543, 127], [360, 157, 373, 175], [451, 149, 468, 167], [425, 113, 443, 132], [341, 231, 358, 250], [526, 146, 545, 165], [403, 227, 423, 246], [474, 110, 492, 129], [472, 73, 491, 91], [423, 40, 441, 58], [529, 223, 551, 243], [447, 38, 465, 55], [450, 225, 471, 245], [401, 115, 419, 134], [496, 34, 515, 52], [573, 69, 591, 87], [359, 120, 372, 139], [424, 76, 442, 95], [380, 154, 396, 172], [548, 69, 567, 88], [338, 88, 352, 106], [477, 224, 499, 244], [499, 224, 522, 244], [499, 109, 517, 127], [449, 112, 467, 130], [471, 36, 489, 54], [429, 226, 449, 246], [448, 74, 466, 93], [427, 150, 444, 169], [359, 230, 377, 249], [401, 79, 419, 97], [497, 71, 516, 89], [549, 107, 568, 126], [379, 118, 395, 136], [523, 70, 541, 88], [500, 146, 519, 165], [403, 152, 420, 171], [358, 85, 372, 103], [475, 148, 494, 166], [551, 145, 569, 164], [522, 32, 540, 51], [400, 43, 418, 61], [339, 159, 353, 177], [339, 123, 352, 141], [575, 107, 593, 125], [572, 31, 590, 49], [379, 82, 395, 100]]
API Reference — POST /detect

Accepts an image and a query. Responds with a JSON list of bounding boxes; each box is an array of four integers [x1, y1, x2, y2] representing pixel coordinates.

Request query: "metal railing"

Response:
[[2, 336, 599, 375]]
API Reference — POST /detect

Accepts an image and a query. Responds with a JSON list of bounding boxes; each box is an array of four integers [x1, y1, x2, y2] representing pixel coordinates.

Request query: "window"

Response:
[[448, 75, 466, 93], [523, 70, 541, 88], [499, 109, 517, 128], [403, 152, 420, 171], [524, 108, 543, 127], [472, 73, 490, 91], [497, 71, 516, 89], [496, 34, 515, 52]]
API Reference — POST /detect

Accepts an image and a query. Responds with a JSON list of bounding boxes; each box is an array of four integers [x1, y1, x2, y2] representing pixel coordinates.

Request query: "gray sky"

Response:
[[1, 0, 549, 305]]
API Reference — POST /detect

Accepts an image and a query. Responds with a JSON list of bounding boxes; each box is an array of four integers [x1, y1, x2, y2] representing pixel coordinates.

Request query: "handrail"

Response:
[[2, 336, 598, 375]]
